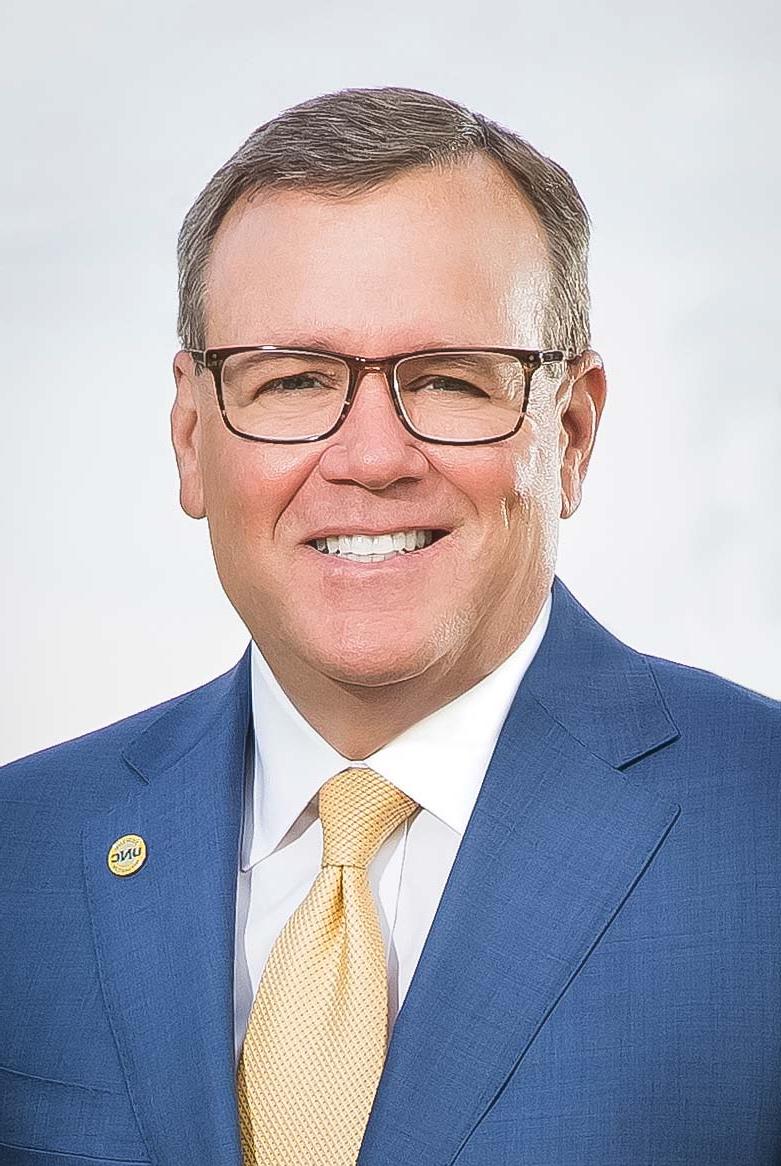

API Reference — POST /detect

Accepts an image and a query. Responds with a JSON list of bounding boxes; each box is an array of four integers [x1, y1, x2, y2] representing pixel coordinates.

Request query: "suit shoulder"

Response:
[[642, 649, 779, 713], [641, 649, 781, 760], [0, 653, 248, 801]]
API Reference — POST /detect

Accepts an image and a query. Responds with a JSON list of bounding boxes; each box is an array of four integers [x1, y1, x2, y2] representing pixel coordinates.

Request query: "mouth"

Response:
[[302, 528, 452, 566]]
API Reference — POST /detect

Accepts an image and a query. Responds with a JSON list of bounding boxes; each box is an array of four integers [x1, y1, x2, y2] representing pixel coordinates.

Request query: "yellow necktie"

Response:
[[236, 765, 420, 1166]]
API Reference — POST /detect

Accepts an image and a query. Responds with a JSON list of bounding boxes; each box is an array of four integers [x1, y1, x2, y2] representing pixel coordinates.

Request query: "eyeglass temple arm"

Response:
[[540, 349, 580, 363]]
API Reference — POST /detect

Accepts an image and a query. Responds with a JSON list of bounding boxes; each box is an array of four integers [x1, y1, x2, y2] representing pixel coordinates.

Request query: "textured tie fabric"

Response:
[[236, 765, 420, 1166]]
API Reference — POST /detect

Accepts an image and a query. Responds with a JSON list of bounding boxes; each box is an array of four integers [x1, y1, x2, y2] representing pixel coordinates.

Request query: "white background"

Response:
[[2, 0, 779, 763]]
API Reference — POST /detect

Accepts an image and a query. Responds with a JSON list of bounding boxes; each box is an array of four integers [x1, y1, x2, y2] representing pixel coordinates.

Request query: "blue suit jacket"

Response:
[[2, 575, 780, 1165]]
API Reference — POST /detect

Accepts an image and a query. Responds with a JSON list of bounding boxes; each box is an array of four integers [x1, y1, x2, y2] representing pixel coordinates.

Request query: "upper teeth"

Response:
[[313, 529, 437, 555]]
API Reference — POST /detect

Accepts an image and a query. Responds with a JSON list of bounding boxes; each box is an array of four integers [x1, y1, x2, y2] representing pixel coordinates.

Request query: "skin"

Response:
[[171, 153, 606, 759]]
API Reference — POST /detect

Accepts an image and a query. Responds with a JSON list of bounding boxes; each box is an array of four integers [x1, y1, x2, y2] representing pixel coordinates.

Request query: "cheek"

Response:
[[448, 422, 556, 520], [511, 441, 559, 512], [493, 425, 561, 545], [200, 429, 300, 515], [200, 434, 315, 546], [204, 457, 266, 544], [511, 406, 560, 497]]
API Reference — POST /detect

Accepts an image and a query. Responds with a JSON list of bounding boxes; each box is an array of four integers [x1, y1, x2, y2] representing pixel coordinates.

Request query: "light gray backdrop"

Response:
[[2, 0, 779, 764]]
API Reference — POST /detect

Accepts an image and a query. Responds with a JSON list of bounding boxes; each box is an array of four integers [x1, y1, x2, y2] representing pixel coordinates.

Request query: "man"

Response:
[[1, 85, 779, 1166]]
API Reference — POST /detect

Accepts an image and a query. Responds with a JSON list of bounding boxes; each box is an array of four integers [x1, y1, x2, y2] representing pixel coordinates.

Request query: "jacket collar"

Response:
[[524, 576, 678, 768]]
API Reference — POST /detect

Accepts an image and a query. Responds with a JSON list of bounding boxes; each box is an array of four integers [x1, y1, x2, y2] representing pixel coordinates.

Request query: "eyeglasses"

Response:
[[188, 344, 578, 446]]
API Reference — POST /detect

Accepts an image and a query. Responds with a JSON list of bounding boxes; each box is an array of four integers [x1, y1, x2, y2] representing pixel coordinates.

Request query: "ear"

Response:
[[171, 350, 206, 519], [556, 349, 607, 519]]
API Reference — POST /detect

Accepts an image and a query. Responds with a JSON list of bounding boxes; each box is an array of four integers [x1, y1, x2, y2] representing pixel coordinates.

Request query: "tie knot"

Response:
[[318, 766, 419, 868]]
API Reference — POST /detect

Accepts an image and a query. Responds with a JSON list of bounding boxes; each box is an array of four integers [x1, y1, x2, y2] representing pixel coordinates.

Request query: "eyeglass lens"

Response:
[[217, 350, 528, 441]]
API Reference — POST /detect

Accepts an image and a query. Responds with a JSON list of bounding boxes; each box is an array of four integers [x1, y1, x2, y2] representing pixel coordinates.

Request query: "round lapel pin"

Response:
[[107, 834, 147, 877]]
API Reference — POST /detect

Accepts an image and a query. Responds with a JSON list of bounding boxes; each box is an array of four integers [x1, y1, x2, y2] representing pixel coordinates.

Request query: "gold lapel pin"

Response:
[[107, 834, 147, 877]]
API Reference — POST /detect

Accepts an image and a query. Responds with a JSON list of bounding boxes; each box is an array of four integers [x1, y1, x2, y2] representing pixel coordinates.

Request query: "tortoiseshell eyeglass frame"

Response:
[[187, 344, 579, 447]]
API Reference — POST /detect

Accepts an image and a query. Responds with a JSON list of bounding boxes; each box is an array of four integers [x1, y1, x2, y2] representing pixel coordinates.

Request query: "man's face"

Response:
[[172, 155, 604, 692]]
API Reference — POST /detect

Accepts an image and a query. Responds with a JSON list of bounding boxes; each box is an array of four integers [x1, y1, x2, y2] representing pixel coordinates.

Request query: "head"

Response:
[[171, 87, 606, 697]]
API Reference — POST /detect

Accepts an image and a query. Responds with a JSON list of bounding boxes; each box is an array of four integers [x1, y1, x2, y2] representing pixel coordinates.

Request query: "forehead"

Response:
[[203, 154, 551, 351]]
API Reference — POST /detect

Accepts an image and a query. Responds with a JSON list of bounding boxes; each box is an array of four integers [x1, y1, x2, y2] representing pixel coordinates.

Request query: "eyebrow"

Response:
[[280, 336, 452, 356], [282, 334, 343, 350]]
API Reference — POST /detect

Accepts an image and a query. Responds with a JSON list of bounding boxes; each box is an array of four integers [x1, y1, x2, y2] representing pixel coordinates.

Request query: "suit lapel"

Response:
[[358, 576, 683, 1165], [82, 647, 252, 1166]]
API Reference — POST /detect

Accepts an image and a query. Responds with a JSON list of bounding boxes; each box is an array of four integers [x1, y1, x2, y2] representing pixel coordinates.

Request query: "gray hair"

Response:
[[176, 87, 591, 356]]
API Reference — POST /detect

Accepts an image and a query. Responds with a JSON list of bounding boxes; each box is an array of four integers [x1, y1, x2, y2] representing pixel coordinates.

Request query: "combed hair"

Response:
[[176, 86, 591, 355]]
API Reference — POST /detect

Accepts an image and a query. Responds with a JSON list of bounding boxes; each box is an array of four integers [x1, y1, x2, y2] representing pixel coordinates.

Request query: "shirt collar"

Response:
[[241, 587, 552, 871]]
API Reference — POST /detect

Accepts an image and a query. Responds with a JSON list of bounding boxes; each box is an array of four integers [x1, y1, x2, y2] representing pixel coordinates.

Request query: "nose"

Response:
[[316, 366, 428, 489]]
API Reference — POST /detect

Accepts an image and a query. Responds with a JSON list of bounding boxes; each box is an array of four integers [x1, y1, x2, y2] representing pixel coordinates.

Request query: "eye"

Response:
[[407, 376, 488, 398], [257, 373, 335, 395]]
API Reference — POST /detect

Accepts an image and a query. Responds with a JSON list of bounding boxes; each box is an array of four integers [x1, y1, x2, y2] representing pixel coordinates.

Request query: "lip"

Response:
[[299, 529, 454, 574]]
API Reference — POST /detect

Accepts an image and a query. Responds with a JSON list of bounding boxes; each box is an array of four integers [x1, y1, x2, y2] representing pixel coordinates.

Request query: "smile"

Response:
[[305, 529, 456, 569], [305, 529, 449, 563]]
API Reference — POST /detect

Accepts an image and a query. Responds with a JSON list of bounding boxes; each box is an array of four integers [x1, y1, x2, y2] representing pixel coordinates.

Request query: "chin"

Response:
[[305, 608, 471, 688], [307, 630, 437, 688]]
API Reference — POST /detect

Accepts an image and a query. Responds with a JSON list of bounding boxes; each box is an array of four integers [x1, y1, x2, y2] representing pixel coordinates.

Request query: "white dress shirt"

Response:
[[234, 586, 552, 1064]]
